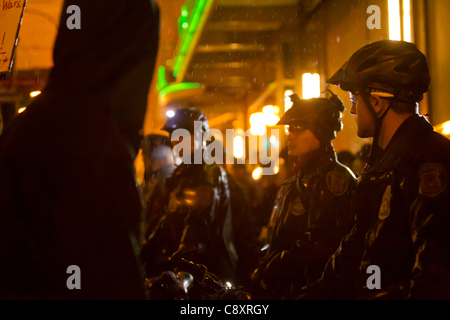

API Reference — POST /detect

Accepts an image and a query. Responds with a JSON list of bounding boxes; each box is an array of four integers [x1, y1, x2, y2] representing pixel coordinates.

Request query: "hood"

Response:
[[44, 0, 160, 154]]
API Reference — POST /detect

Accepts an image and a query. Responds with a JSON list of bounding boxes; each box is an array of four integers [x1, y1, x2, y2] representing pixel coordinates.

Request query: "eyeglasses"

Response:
[[287, 125, 306, 134], [349, 91, 360, 105]]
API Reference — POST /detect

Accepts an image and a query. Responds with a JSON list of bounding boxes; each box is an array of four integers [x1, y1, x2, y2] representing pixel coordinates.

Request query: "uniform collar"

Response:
[[367, 114, 433, 172], [293, 144, 336, 177]]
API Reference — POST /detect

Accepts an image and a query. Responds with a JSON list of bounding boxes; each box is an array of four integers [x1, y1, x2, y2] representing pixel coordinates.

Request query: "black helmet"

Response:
[[277, 91, 345, 142], [327, 40, 430, 103], [162, 108, 209, 135]]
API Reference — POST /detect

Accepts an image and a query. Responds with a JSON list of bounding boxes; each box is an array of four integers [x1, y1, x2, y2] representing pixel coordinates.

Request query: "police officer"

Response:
[[141, 108, 238, 283], [301, 40, 450, 300], [251, 92, 356, 299]]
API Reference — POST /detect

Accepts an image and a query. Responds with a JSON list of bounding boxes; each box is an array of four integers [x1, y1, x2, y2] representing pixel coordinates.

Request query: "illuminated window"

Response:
[[302, 73, 320, 99], [389, 0, 412, 42], [388, 0, 401, 40], [402, 0, 411, 42]]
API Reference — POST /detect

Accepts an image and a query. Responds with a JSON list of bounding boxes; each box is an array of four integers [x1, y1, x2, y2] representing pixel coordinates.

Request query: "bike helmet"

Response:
[[327, 40, 430, 103]]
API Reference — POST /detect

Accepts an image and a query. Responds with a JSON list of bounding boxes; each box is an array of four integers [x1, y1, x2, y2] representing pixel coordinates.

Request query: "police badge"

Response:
[[378, 185, 392, 220], [326, 171, 349, 196], [291, 197, 305, 216], [419, 163, 447, 197]]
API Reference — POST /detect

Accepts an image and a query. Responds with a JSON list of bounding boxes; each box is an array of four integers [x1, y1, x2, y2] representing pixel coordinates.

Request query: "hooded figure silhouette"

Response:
[[0, 0, 159, 299]]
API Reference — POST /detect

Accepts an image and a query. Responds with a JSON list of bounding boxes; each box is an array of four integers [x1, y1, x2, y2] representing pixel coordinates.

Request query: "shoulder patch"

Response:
[[326, 171, 349, 196], [419, 163, 447, 197]]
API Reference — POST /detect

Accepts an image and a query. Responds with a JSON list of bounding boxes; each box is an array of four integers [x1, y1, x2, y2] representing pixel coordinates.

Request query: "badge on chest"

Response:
[[327, 171, 349, 196], [290, 197, 306, 216]]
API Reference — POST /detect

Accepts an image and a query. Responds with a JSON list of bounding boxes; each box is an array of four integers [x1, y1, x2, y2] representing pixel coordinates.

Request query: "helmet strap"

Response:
[[361, 92, 392, 168]]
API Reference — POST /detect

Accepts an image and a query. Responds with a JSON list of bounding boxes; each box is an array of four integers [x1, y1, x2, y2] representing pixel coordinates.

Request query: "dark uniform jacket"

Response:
[[0, 0, 159, 299], [305, 115, 450, 300], [144, 163, 175, 239], [254, 148, 356, 297], [142, 163, 238, 282]]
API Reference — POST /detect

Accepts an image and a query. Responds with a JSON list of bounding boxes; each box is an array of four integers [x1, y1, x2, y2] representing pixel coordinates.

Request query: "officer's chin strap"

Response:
[[361, 92, 392, 169]]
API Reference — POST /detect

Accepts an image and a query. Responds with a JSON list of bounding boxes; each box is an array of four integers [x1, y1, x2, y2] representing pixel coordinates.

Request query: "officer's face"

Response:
[[350, 93, 375, 138], [287, 127, 320, 157]]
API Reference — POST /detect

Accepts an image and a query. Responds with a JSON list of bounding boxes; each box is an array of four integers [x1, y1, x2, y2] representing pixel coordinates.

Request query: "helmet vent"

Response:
[[356, 57, 378, 73], [384, 46, 407, 56], [393, 63, 410, 74]]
